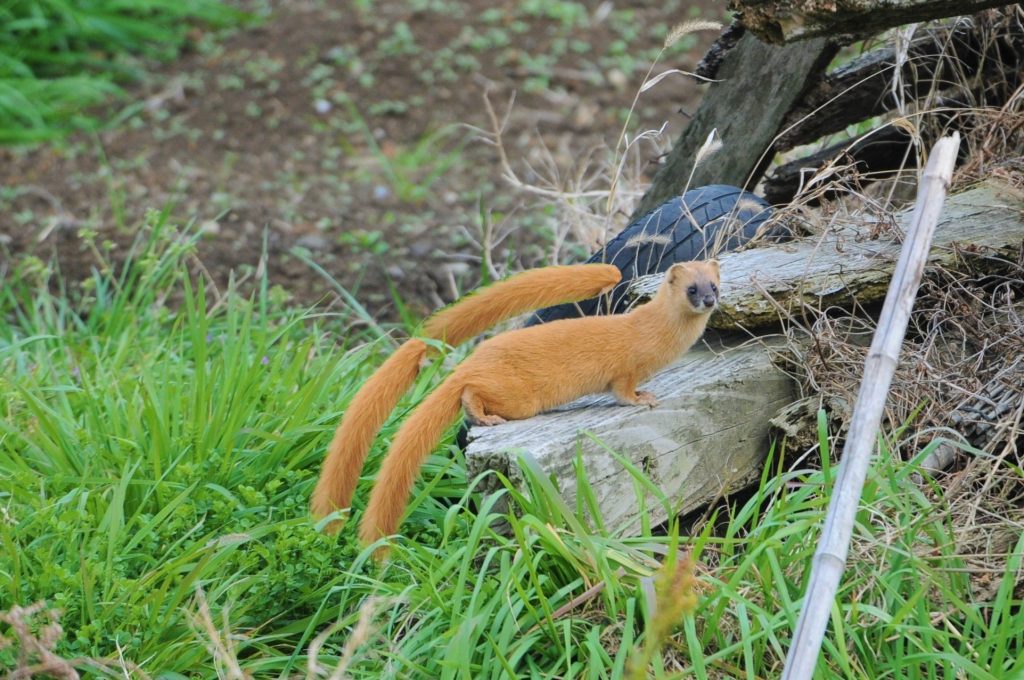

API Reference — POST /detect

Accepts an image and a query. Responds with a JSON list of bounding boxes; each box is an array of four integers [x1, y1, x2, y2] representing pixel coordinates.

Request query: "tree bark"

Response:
[[629, 33, 836, 222], [730, 0, 1015, 44]]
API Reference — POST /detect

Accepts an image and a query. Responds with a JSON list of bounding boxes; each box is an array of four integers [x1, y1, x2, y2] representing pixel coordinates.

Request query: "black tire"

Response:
[[527, 184, 780, 325]]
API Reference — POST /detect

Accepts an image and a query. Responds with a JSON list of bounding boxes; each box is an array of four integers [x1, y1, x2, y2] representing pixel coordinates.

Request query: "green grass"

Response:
[[0, 0, 247, 144], [1, 212, 1022, 677]]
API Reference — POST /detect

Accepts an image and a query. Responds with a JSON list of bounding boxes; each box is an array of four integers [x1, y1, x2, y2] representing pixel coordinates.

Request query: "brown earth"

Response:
[[0, 0, 722, 322]]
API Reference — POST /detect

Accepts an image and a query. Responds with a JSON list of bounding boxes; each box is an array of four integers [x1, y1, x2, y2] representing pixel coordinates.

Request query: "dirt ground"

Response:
[[0, 0, 721, 321]]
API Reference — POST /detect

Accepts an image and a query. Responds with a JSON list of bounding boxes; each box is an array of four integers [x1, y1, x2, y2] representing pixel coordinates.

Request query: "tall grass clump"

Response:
[[0, 0, 246, 144], [1, 211, 1021, 676], [0, 213, 376, 672]]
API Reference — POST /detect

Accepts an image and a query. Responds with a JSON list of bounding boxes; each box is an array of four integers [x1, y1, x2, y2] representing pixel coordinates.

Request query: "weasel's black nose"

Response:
[[703, 294, 717, 308]]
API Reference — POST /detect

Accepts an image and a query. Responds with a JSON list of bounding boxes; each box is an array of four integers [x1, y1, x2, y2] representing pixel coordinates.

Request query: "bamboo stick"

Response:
[[780, 132, 961, 680]]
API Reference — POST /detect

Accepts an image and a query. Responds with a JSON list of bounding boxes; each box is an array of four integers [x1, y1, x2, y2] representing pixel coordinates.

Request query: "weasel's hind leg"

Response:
[[462, 388, 507, 426]]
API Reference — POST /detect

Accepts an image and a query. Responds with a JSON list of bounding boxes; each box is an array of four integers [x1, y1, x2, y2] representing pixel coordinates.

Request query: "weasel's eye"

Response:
[[687, 286, 697, 295], [711, 284, 718, 294]]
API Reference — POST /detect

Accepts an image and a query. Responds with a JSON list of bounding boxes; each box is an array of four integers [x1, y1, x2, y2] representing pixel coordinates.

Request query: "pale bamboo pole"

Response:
[[781, 132, 961, 680]]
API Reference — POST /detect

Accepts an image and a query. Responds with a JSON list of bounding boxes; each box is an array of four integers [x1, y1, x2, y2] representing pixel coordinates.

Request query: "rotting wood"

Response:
[[629, 33, 835, 221], [729, 0, 1013, 44], [465, 338, 798, 533], [628, 180, 1024, 331], [775, 13, 1024, 152]]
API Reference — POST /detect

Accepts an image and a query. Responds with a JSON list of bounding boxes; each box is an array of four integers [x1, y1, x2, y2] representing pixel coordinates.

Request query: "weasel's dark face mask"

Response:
[[686, 280, 718, 312]]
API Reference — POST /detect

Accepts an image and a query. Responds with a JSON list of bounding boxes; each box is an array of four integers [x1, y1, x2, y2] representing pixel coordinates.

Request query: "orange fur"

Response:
[[311, 263, 623, 532], [360, 260, 721, 548], [421, 264, 621, 346], [311, 339, 428, 530], [358, 379, 464, 545]]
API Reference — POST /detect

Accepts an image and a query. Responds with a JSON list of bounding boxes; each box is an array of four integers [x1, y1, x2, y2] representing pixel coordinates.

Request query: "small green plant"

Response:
[[379, 22, 420, 58], [341, 98, 466, 204], [338, 228, 389, 255]]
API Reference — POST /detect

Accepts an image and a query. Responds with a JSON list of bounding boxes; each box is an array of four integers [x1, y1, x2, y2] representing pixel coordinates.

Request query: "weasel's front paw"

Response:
[[473, 414, 508, 426], [635, 391, 659, 408]]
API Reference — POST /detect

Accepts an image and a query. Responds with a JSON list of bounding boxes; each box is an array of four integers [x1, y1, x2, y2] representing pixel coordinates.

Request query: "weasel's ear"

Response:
[[666, 262, 689, 284], [706, 259, 720, 271]]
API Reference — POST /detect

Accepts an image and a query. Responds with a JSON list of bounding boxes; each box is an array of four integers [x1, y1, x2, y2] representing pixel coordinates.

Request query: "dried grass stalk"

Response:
[[781, 132, 961, 680]]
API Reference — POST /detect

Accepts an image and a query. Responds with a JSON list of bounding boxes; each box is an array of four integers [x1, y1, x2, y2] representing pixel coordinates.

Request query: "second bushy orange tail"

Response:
[[359, 378, 465, 545], [311, 263, 621, 532], [311, 339, 428, 531]]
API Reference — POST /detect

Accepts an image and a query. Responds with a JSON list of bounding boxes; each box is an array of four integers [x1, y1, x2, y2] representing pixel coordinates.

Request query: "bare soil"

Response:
[[0, 0, 720, 322]]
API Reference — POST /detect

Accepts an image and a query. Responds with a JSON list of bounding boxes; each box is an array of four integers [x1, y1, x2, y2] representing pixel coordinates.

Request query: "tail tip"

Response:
[[319, 516, 346, 535], [311, 496, 350, 535]]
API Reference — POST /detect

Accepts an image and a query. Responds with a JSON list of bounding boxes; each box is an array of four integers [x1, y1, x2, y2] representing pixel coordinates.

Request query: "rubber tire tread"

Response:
[[527, 184, 778, 325]]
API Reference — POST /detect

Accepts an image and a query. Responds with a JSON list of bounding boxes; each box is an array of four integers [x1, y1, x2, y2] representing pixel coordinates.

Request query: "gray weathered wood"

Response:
[[629, 32, 835, 221], [781, 133, 961, 680], [629, 180, 1024, 330], [465, 339, 797, 532], [730, 0, 1012, 44]]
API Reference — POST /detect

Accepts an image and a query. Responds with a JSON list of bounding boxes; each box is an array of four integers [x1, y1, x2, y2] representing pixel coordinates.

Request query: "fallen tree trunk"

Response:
[[465, 339, 797, 532], [466, 179, 1024, 532], [730, 0, 1014, 44], [629, 180, 1024, 330]]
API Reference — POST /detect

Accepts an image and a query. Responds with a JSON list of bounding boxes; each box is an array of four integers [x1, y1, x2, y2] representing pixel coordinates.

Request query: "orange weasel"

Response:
[[360, 259, 721, 547], [311, 263, 622, 530]]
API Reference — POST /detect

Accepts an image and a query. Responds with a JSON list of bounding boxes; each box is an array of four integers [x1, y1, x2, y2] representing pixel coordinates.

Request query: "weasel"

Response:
[[359, 259, 720, 547], [311, 263, 622, 530]]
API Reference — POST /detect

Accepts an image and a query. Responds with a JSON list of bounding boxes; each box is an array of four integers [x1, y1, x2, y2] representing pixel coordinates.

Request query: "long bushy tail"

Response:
[[359, 378, 465, 545], [421, 264, 621, 345], [311, 339, 428, 530], [312, 263, 620, 532]]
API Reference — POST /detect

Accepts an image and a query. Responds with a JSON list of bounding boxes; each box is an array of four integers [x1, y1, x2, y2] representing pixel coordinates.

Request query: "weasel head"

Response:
[[665, 259, 720, 314]]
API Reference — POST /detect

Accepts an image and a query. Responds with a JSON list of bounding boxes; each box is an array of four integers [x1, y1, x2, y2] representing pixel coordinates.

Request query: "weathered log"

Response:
[[776, 13, 1024, 152], [729, 0, 1013, 44], [629, 180, 1024, 330], [629, 33, 836, 221], [465, 180, 1022, 535], [465, 339, 798, 532]]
